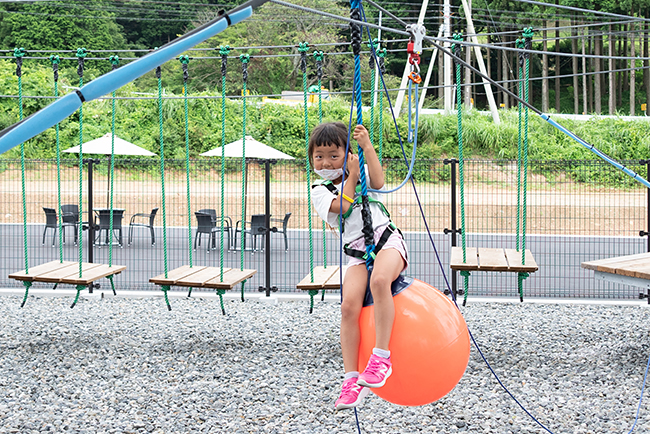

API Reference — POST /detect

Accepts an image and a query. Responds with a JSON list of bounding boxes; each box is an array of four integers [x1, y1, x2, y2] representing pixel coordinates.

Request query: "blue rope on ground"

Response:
[[356, 4, 650, 433], [354, 407, 362, 433]]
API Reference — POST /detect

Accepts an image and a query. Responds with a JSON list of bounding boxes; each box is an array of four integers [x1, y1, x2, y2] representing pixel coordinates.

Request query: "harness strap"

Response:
[[343, 222, 401, 260], [313, 181, 390, 223]]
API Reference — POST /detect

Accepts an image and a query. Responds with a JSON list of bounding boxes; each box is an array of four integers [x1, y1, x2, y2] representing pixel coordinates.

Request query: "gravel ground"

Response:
[[0, 294, 649, 434]]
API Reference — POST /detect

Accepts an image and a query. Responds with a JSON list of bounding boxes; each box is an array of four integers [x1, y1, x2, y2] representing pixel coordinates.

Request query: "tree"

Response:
[[117, 0, 228, 49], [0, 1, 126, 51], [186, 0, 354, 96]]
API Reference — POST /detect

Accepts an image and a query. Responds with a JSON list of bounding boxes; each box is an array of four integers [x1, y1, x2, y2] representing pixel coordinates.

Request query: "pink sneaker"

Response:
[[357, 354, 392, 388], [335, 377, 369, 411]]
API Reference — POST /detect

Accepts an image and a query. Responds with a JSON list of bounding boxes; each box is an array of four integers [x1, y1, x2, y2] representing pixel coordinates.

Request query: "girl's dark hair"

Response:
[[308, 122, 349, 165]]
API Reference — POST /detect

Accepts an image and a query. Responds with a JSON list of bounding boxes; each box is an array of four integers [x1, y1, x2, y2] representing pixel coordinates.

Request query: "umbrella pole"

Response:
[[106, 155, 111, 209]]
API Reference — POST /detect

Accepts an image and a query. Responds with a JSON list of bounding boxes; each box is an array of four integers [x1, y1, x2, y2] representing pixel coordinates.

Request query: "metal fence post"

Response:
[[640, 160, 650, 253], [443, 158, 459, 297]]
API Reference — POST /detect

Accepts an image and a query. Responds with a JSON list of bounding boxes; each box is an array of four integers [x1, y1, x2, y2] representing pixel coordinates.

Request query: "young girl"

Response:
[[309, 121, 408, 411]]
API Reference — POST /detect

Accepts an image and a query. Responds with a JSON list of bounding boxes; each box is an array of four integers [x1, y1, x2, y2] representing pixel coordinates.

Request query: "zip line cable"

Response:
[[267, 2, 650, 63], [512, 0, 650, 24], [478, 18, 645, 40], [490, 26, 650, 47]]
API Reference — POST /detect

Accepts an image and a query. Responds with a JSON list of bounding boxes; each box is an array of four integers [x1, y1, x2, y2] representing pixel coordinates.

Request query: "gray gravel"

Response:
[[0, 295, 649, 434]]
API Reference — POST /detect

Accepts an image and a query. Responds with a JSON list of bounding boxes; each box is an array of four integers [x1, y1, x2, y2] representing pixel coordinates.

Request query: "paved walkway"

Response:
[[1, 223, 647, 300]]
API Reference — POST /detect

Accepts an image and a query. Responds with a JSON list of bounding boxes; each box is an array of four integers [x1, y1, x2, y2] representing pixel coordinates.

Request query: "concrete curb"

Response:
[[0, 288, 647, 307]]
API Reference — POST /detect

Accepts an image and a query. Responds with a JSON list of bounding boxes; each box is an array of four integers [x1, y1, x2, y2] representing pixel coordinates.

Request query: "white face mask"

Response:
[[315, 168, 344, 181]]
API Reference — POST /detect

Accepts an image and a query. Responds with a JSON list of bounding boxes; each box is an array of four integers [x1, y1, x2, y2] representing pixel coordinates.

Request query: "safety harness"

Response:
[[313, 180, 403, 262]]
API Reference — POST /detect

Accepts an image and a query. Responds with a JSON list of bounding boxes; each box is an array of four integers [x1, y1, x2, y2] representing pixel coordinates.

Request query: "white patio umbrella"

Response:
[[64, 133, 156, 208], [200, 136, 294, 243], [200, 136, 294, 160], [64, 133, 156, 157]]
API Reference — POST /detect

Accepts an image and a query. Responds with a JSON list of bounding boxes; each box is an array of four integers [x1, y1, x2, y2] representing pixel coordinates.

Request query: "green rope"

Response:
[[308, 289, 318, 314], [240, 53, 250, 278], [313, 49, 327, 301], [108, 55, 120, 269], [217, 289, 226, 315], [367, 39, 378, 147], [219, 45, 230, 281], [299, 42, 314, 283], [453, 34, 470, 305], [51, 54, 64, 262], [240, 280, 245, 302], [517, 271, 529, 302], [76, 48, 87, 279], [157, 64, 168, 279], [20, 281, 31, 308], [522, 27, 533, 267], [107, 275, 116, 295], [519, 27, 534, 302], [162, 285, 171, 311], [377, 48, 387, 164], [515, 39, 524, 253], [452, 35, 467, 263], [179, 55, 192, 270], [15, 48, 27, 278], [461, 270, 470, 306], [71, 284, 85, 309], [155, 49, 170, 309]]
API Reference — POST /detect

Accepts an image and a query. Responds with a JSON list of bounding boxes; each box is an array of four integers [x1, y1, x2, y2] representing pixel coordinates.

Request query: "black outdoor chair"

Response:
[[270, 212, 292, 251], [194, 212, 219, 253], [42, 207, 58, 246], [61, 204, 79, 245], [198, 209, 232, 250], [234, 214, 267, 252], [94, 209, 124, 247], [198, 208, 217, 221], [128, 207, 158, 246]]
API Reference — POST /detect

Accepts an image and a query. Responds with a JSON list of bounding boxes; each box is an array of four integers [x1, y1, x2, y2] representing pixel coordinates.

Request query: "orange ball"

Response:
[[358, 278, 470, 406]]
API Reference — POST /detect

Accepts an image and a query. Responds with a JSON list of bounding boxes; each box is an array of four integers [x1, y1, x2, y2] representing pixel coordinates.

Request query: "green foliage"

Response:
[[0, 1, 126, 52], [2, 51, 650, 189]]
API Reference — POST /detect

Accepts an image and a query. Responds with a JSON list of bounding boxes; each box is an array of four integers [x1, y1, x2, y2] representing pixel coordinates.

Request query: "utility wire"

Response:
[[482, 19, 645, 42], [512, 0, 650, 24], [0, 39, 409, 54], [6, 61, 650, 102]]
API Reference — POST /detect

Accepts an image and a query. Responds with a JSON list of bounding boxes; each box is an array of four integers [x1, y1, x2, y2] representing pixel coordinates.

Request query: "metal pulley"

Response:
[[406, 23, 426, 67], [406, 23, 426, 81]]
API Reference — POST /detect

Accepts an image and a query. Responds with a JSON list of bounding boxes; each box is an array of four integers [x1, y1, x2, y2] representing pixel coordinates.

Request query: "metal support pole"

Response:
[[443, 0, 452, 112], [85, 158, 100, 293], [259, 159, 278, 297], [443, 159, 459, 296], [641, 159, 650, 252]]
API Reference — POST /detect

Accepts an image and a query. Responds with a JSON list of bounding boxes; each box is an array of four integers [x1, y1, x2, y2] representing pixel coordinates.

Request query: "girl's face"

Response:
[[312, 144, 346, 171]]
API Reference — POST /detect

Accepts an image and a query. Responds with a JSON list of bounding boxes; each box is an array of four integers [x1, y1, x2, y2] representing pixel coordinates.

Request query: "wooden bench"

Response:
[[149, 265, 257, 313], [581, 252, 650, 301], [450, 247, 538, 273], [9, 260, 126, 308], [296, 266, 341, 290], [149, 265, 257, 289], [297, 266, 347, 313], [9, 260, 126, 285]]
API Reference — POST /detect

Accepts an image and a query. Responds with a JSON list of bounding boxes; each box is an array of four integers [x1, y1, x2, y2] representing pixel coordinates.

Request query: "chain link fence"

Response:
[[0, 157, 647, 299]]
